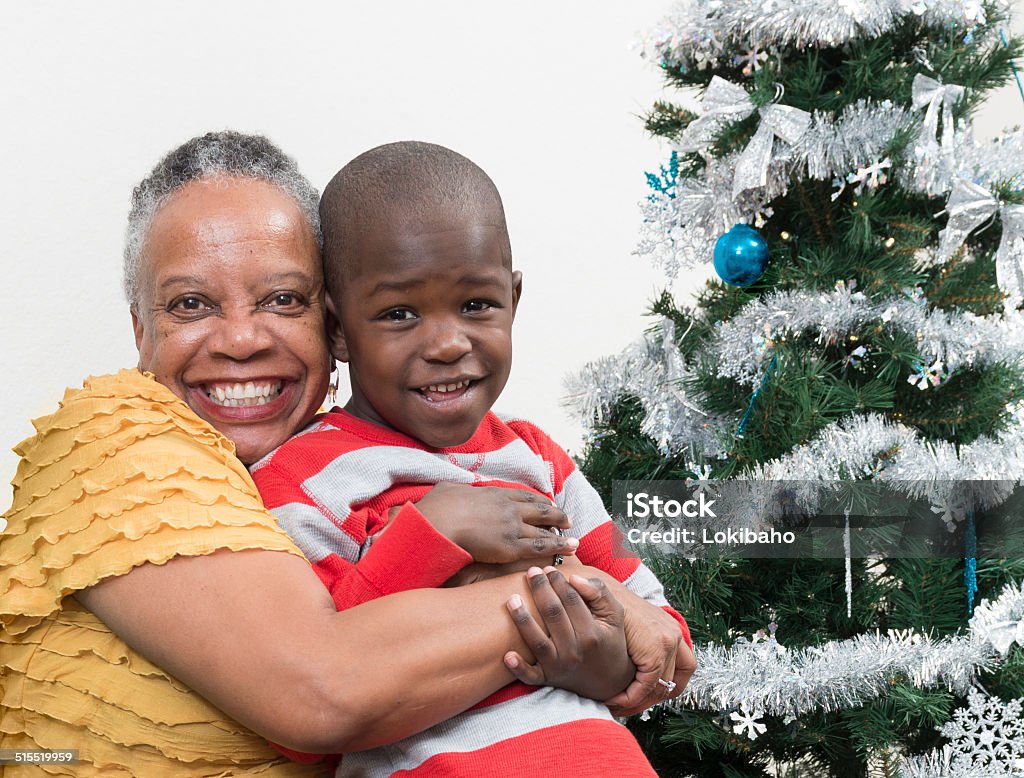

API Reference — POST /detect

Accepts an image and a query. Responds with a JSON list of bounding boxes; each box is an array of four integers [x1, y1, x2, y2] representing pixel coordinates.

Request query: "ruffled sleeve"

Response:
[[0, 369, 306, 635]]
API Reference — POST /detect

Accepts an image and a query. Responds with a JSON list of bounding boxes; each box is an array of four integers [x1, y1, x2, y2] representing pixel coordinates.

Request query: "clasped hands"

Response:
[[503, 562, 695, 717], [397, 481, 696, 716]]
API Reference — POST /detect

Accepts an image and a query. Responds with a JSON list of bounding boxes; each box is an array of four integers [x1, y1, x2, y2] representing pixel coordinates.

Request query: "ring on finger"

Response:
[[551, 526, 565, 566]]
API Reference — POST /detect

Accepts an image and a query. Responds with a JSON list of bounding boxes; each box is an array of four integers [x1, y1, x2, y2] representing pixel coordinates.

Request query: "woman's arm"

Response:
[[75, 547, 623, 754]]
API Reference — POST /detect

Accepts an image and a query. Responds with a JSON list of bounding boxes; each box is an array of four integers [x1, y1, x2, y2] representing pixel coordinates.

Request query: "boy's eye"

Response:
[[382, 308, 417, 322], [463, 300, 494, 313]]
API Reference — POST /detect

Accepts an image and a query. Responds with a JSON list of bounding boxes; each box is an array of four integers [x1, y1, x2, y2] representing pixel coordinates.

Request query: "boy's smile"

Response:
[[330, 214, 521, 449]]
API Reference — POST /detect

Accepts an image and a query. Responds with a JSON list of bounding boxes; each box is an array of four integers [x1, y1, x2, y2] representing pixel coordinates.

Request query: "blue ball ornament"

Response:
[[713, 224, 769, 286]]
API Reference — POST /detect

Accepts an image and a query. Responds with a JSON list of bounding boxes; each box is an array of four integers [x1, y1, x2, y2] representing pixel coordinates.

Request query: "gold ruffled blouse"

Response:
[[0, 370, 329, 776]]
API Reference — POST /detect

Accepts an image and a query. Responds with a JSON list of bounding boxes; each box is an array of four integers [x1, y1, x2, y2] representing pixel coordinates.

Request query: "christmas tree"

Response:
[[567, 1, 1024, 775]]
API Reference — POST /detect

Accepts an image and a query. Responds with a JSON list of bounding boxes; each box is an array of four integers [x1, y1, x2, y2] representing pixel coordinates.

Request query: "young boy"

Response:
[[252, 141, 692, 777]]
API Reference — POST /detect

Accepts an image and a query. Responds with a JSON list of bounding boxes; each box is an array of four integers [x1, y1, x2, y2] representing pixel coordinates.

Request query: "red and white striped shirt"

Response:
[[252, 408, 689, 777]]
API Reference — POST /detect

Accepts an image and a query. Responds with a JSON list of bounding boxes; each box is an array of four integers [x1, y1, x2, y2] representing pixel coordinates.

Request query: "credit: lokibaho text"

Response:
[[625, 526, 797, 546]]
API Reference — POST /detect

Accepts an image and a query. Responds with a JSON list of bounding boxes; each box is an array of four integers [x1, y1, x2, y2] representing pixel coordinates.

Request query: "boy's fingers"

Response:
[[526, 567, 576, 649], [502, 490, 571, 530], [519, 505, 571, 529], [505, 591, 556, 665], [503, 651, 547, 686], [543, 567, 594, 647], [512, 532, 578, 559]]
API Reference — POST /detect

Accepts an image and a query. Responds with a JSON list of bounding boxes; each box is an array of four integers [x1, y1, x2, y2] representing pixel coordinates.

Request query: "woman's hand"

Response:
[[604, 588, 695, 717], [502, 566, 634, 701]]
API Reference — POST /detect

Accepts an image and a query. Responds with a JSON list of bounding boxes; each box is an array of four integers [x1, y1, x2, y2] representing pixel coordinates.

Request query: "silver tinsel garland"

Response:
[[675, 630, 998, 718], [563, 318, 728, 456], [650, 583, 1024, 774], [641, 0, 1006, 71], [712, 286, 1024, 386], [798, 100, 917, 182], [748, 412, 1024, 511], [671, 580, 1024, 717]]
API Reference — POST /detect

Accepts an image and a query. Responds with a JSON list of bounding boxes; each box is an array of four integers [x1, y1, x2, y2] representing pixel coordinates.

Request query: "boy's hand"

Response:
[[503, 567, 635, 701], [414, 482, 578, 564]]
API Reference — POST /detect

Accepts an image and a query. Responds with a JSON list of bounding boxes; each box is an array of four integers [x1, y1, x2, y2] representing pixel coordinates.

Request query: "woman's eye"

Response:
[[265, 292, 304, 308], [169, 296, 211, 314], [383, 308, 416, 322]]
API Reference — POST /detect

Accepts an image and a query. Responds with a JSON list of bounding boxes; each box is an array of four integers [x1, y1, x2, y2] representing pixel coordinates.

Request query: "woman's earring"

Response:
[[327, 366, 340, 405]]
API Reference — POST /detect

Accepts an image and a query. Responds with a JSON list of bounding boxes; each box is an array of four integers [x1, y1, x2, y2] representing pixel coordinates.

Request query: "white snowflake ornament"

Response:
[[846, 157, 892, 194], [942, 689, 1024, 773], [730, 703, 768, 741]]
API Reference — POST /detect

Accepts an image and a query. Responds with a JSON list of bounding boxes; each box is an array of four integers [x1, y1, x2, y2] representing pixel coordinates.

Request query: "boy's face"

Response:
[[329, 211, 521, 449]]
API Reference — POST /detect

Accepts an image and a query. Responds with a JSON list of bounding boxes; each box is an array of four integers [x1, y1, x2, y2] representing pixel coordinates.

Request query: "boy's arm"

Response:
[[255, 462, 579, 609], [252, 461, 472, 610], [323, 503, 476, 608]]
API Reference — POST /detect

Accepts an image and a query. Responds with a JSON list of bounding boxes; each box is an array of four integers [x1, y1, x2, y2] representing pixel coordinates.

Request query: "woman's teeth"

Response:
[[424, 381, 469, 394], [207, 381, 282, 407]]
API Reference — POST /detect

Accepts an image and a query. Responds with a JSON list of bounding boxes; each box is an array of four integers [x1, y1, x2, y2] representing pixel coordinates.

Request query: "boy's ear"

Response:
[[324, 293, 351, 363], [510, 271, 523, 321]]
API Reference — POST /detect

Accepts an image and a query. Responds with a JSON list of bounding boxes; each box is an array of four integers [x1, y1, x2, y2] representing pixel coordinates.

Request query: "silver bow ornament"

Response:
[[937, 177, 1024, 311], [971, 603, 1024, 656], [911, 73, 965, 194], [983, 617, 1024, 656], [677, 76, 811, 199]]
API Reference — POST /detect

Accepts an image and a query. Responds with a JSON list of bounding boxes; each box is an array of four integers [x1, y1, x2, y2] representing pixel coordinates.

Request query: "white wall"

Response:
[[2, 1, 1022, 496]]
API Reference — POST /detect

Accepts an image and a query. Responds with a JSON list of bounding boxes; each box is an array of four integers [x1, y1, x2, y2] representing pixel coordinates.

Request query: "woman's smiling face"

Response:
[[131, 176, 330, 464]]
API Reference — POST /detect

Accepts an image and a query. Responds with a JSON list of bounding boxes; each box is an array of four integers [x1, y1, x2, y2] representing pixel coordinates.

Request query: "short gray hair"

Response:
[[123, 130, 321, 304]]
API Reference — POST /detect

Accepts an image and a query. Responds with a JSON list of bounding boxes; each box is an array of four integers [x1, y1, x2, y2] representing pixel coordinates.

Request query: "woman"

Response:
[[0, 132, 691, 776]]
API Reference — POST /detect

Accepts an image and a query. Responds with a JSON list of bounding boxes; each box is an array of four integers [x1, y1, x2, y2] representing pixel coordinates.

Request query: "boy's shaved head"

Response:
[[320, 141, 512, 296]]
